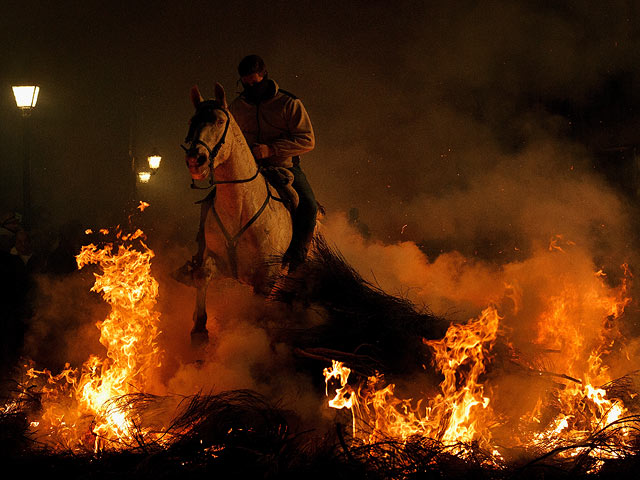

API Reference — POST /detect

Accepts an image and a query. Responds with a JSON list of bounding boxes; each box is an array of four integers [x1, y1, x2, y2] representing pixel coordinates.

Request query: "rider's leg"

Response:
[[285, 162, 318, 270]]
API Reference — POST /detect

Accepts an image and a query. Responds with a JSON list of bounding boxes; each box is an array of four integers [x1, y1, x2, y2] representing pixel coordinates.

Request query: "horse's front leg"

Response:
[[191, 256, 214, 347]]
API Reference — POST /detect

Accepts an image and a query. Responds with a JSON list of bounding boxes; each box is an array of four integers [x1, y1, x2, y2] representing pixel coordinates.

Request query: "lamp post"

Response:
[[128, 93, 162, 203], [135, 151, 161, 191], [12, 85, 40, 229]]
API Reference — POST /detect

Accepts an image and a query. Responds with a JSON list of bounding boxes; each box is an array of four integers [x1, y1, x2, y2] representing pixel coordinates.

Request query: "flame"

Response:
[[325, 306, 500, 452], [74, 237, 161, 450], [515, 262, 634, 458], [4, 216, 638, 470], [324, 251, 636, 468], [548, 234, 576, 253], [20, 228, 163, 451]]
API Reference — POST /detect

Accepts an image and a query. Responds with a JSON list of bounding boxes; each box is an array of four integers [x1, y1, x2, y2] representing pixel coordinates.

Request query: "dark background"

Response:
[[2, 0, 640, 258], [3, 3, 640, 461]]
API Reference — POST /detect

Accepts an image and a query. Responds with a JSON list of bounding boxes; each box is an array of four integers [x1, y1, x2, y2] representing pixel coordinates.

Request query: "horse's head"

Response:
[[183, 84, 231, 181]]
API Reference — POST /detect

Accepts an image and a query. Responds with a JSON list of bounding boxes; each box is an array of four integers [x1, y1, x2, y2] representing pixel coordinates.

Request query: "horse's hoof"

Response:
[[190, 329, 209, 347]]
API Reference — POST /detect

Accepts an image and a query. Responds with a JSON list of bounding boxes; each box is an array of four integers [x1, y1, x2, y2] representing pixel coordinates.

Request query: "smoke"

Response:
[[285, 1, 640, 261], [379, 138, 631, 259], [315, 204, 639, 437], [5, 0, 640, 449], [22, 272, 106, 370], [3, 1, 640, 237], [144, 242, 329, 426]]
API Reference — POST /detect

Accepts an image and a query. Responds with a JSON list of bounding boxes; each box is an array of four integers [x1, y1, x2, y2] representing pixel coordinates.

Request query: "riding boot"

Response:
[[283, 237, 308, 273], [284, 229, 315, 273]]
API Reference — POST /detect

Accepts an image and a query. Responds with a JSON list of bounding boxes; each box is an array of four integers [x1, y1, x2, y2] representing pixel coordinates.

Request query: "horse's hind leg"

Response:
[[191, 257, 214, 347]]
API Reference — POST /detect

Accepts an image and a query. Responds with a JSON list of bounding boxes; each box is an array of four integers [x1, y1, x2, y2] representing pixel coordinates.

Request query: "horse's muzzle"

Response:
[[186, 155, 210, 180]]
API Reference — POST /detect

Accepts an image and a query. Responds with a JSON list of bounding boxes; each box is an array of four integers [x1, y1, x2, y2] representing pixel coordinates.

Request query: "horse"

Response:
[[182, 84, 293, 344]]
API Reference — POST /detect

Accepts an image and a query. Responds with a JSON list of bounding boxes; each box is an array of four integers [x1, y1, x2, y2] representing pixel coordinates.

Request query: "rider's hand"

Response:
[[251, 144, 275, 160]]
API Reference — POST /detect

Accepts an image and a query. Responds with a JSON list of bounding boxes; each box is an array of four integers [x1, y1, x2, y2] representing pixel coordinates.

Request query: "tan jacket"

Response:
[[229, 80, 315, 168]]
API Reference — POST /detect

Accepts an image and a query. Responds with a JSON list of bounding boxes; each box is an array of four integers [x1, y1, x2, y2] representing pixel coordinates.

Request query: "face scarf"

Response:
[[242, 76, 272, 103]]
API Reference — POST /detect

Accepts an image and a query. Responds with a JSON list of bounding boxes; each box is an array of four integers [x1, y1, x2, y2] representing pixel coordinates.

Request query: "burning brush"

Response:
[[322, 256, 640, 475], [3, 214, 640, 478], [1, 217, 295, 474], [5, 221, 163, 452]]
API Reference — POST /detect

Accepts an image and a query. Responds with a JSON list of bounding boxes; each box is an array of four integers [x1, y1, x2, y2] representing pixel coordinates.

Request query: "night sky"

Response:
[[2, 0, 640, 257]]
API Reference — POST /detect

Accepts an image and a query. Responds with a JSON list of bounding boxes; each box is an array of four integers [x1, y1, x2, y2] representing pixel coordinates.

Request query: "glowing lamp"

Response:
[[12, 86, 40, 113], [137, 171, 151, 183], [147, 153, 162, 170]]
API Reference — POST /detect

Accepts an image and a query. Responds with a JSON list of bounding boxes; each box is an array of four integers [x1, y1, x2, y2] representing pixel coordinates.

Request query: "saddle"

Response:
[[261, 166, 299, 213]]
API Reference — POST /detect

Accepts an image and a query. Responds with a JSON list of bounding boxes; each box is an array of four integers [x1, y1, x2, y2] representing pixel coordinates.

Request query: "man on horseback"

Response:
[[229, 55, 318, 272]]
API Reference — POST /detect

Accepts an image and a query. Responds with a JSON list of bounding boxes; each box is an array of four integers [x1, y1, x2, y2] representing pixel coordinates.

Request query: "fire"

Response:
[[324, 360, 358, 434], [325, 307, 500, 452], [324, 244, 637, 467], [515, 262, 634, 459], [19, 226, 163, 451], [4, 211, 638, 472], [75, 235, 162, 449]]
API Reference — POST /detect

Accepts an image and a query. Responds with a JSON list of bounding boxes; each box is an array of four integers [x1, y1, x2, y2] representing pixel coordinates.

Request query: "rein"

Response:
[[183, 100, 274, 278]]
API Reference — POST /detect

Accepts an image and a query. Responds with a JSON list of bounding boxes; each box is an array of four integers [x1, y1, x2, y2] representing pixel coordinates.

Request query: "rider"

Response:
[[229, 54, 318, 272]]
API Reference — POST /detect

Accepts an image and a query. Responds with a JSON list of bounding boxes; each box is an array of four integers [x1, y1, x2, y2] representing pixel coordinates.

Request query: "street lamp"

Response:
[[137, 150, 161, 184], [12, 86, 39, 114], [12, 85, 40, 229], [147, 151, 162, 171], [137, 171, 152, 183], [136, 150, 161, 193]]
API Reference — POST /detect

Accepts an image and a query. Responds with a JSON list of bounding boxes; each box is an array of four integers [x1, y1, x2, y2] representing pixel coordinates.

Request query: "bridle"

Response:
[[181, 100, 261, 189], [181, 100, 275, 278]]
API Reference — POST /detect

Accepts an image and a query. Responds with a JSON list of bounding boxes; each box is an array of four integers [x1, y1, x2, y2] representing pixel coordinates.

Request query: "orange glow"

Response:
[[4, 217, 638, 469], [324, 249, 636, 468], [324, 307, 500, 454], [19, 228, 163, 451]]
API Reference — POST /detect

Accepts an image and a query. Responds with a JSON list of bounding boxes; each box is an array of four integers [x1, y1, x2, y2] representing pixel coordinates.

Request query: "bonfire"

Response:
[[323, 236, 640, 476], [6, 220, 163, 452], [2, 211, 640, 479]]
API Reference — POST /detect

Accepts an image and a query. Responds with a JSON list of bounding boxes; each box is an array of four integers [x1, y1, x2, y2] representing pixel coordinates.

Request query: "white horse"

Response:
[[182, 84, 293, 344]]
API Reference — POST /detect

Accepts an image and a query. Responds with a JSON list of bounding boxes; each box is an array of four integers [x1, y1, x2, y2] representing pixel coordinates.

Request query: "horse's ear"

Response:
[[214, 82, 227, 108], [190, 85, 204, 108]]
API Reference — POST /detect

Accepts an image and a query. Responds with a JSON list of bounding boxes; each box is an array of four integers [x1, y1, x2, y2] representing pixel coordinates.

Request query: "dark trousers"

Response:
[[287, 162, 318, 263]]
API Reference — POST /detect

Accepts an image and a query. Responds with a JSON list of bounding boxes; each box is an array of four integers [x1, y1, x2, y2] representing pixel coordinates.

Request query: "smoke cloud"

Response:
[[5, 0, 640, 445]]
